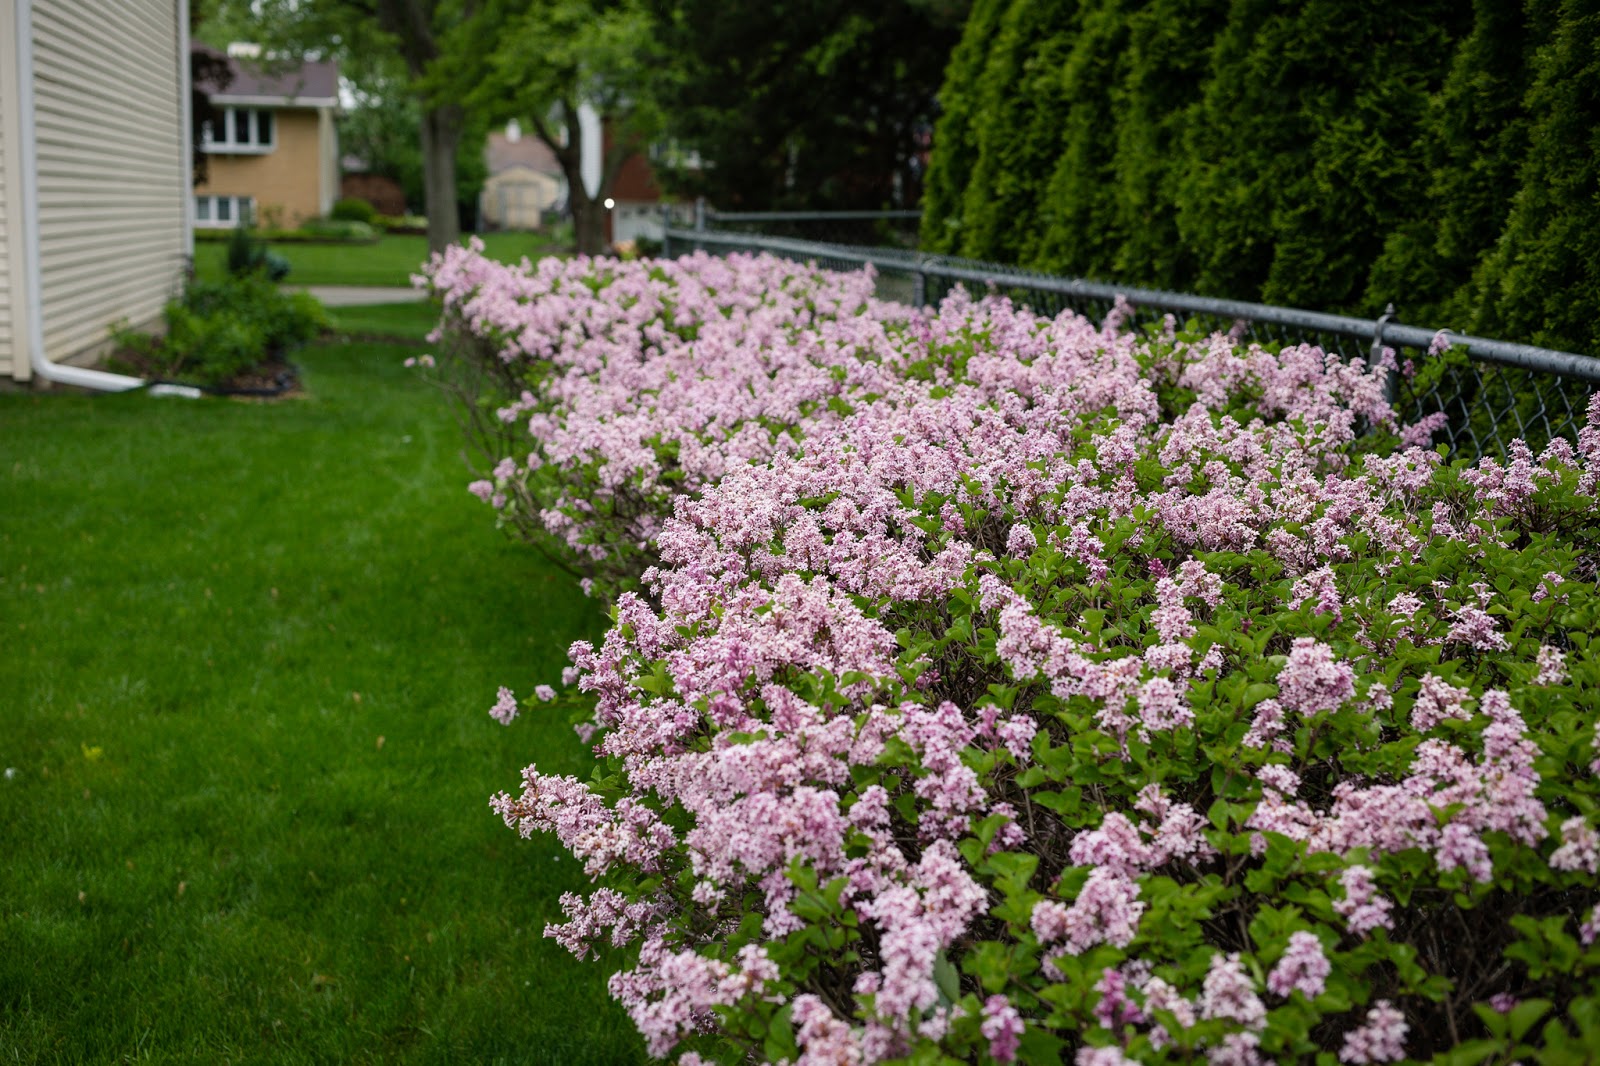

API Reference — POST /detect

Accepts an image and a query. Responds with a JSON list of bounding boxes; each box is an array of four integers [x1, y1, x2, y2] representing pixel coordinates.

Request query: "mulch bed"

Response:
[[111, 349, 303, 398]]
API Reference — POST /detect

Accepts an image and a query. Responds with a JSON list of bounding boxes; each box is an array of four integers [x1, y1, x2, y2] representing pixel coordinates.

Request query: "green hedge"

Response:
[[922, 0, 1600, 356]]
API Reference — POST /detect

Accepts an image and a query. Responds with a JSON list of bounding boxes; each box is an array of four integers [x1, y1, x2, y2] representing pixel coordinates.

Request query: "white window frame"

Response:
[[194, 195, 256, 229], [201, 107, 277, 154]]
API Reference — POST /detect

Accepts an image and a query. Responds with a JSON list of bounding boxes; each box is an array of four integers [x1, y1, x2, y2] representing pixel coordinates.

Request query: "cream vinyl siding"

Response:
[[0, 83, 13, 382], [32, 0, 185, 363], [0, 0, 17, 381]]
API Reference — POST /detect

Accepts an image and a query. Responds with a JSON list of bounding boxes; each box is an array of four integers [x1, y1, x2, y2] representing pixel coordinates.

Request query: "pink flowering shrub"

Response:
[[421, 241, 919, 598], [451, 253, 1600, 1062]]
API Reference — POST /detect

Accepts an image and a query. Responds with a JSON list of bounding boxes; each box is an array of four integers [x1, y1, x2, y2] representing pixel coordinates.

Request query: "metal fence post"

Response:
[[912, 260, 927, 309], [1371, 302, 1399, 407], [660, 204, 672, 258], [693, 197, 706, 254]]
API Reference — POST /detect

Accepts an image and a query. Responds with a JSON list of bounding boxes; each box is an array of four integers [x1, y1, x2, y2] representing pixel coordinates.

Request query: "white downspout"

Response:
[[179, 0, 193, 266], [16, 0, 144, 391]]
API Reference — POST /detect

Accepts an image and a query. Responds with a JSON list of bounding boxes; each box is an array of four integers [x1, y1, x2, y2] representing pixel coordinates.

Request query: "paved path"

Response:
[[296, 286, 428, 307]]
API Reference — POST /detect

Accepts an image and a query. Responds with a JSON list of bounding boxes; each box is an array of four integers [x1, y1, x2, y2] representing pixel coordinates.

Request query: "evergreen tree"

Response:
[[1467, 0, 1600, 354], [1364, 0, 1548, 324], [921, 0, 1009, 253], [1106, 0, 1228, 290], [953, 0, 1083, 262], [1027, 0, 1134, 277]]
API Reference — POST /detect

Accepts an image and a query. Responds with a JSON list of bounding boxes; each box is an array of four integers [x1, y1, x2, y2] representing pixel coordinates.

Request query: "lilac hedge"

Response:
[[423, 244, 1600, 1065]]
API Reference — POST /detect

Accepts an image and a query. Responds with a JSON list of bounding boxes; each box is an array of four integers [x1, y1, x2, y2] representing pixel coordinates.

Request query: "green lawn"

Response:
[[0, 306, 645, 1064], [193, 232, 569, 288]]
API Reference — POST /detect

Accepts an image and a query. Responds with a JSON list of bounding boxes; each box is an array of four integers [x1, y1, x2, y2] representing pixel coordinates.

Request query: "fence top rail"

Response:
[[661, 226, 1600, 385], [703, 209, 923, 223]]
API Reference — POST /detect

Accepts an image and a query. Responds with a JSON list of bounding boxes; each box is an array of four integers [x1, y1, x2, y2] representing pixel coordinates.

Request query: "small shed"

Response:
[[481, 125, 565, 231]]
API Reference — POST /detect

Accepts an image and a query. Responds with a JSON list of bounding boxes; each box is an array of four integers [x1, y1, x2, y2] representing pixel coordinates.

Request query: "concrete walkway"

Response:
[[296, 286, 428, 307]]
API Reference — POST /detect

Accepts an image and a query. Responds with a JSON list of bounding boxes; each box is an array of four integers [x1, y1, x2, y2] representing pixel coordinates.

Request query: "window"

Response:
[[202, 107, 276, 153], [194, 195, 255, 229]]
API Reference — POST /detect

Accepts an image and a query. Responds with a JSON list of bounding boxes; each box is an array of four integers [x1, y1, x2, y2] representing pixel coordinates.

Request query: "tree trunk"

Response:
[[420, 102, 463, 254], [573, 195, 608, 256]]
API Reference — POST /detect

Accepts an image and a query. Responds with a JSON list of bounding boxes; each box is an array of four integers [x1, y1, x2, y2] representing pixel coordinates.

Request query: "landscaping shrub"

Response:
[[112, 276, 327, 386], [225, 215, 291, 282], [300, 217, 379, 242], [377, 213, 430, 235], [427, 245, 1600, 1063], [330, 196, 382, 225], [422, 239, 916, 599]]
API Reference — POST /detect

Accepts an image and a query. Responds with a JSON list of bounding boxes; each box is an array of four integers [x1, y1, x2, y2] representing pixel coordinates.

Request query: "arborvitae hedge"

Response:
[[922, 0, 1600, 355]]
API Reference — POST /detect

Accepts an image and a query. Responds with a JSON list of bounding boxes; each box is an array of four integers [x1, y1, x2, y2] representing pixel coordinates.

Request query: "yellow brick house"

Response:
[[192, 45, 339, 230]]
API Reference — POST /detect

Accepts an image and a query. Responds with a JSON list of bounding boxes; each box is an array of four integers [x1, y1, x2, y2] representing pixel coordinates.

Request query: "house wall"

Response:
[[0, 0, 14, 379], [31, 0, 187, 370], [198, 107, 327, 227], [0, 0, 18, 381]]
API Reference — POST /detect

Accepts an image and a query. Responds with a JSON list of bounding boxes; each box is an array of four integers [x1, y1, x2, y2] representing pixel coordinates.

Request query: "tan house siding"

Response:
[[199, 109, 329, 227], [32, 0, 186, 366]]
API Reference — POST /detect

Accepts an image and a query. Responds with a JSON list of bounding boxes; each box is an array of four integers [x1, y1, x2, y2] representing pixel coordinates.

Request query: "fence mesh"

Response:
[[663, 223, 1600, 460]]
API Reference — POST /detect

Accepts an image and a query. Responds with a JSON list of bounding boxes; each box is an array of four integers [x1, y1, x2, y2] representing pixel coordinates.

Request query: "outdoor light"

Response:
[[603, 197, 616, 210]]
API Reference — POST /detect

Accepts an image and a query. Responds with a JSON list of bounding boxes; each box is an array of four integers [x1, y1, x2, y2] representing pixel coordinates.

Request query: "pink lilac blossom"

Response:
[[1581, 906, 1600, 947], [1549, 817, 1599, 875], [1093, 966, 1146, 1030], [1033, 869, 1145, 957], [454, 253, 1600, 1062], [1410, 674, 1471, 731], [1200, 952, 1267, 1030], [1275, 639, 1356, 717], [490, 686, 518, 725], [981, 995, 1024, 1063], [1339, 1000, 1408, 1064], [1076, 1048, 1141, 1066], [1535, 644, 1567, 686], [1208, 1032, 1271, 1066], [1332, 866, 1394, 937], [1267, 931, 1331, 999], [1445, 605, 1508, 651]]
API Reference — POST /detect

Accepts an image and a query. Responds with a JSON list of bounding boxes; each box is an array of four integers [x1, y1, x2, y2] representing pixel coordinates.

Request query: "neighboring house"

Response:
[[192, 44, 339, 230], [481, 123, 564, 231], [0, 0, 190, 387]]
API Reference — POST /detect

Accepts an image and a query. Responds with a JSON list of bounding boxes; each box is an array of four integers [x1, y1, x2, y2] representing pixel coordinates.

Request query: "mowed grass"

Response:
[[192, 232, 568, 287], [0, 306, 645, 1064]]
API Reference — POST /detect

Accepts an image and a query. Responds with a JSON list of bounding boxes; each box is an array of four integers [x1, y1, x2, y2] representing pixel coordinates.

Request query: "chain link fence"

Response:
[[690, 206, 922, 249], [662, 219, 1600, 459]]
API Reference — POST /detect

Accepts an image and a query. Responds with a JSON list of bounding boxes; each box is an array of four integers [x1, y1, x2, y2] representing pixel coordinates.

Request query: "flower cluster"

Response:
[[440, 249, 1600, 1063], [420, 241, 917, 597]]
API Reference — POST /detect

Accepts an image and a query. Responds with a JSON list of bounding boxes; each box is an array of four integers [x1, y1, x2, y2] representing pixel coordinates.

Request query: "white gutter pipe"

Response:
[[179, 0, 193, 266], [15, 0, 145, 391]]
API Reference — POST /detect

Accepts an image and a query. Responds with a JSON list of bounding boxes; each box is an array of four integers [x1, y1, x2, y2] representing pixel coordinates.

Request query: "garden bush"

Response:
[[112, 275, 327, 386], [422, 239, 916, 598], [299, 217, 379, 242], [427, 246, 1600, 1063], [330, 196, 382, 225]]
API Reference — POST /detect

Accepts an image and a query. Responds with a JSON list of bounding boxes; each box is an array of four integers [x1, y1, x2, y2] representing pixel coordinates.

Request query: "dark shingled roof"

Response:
[[194, 45, 339, 105]]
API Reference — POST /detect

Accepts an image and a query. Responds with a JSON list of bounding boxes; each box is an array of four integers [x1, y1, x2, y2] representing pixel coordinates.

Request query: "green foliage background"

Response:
[[922, 0, 1600, 355]]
